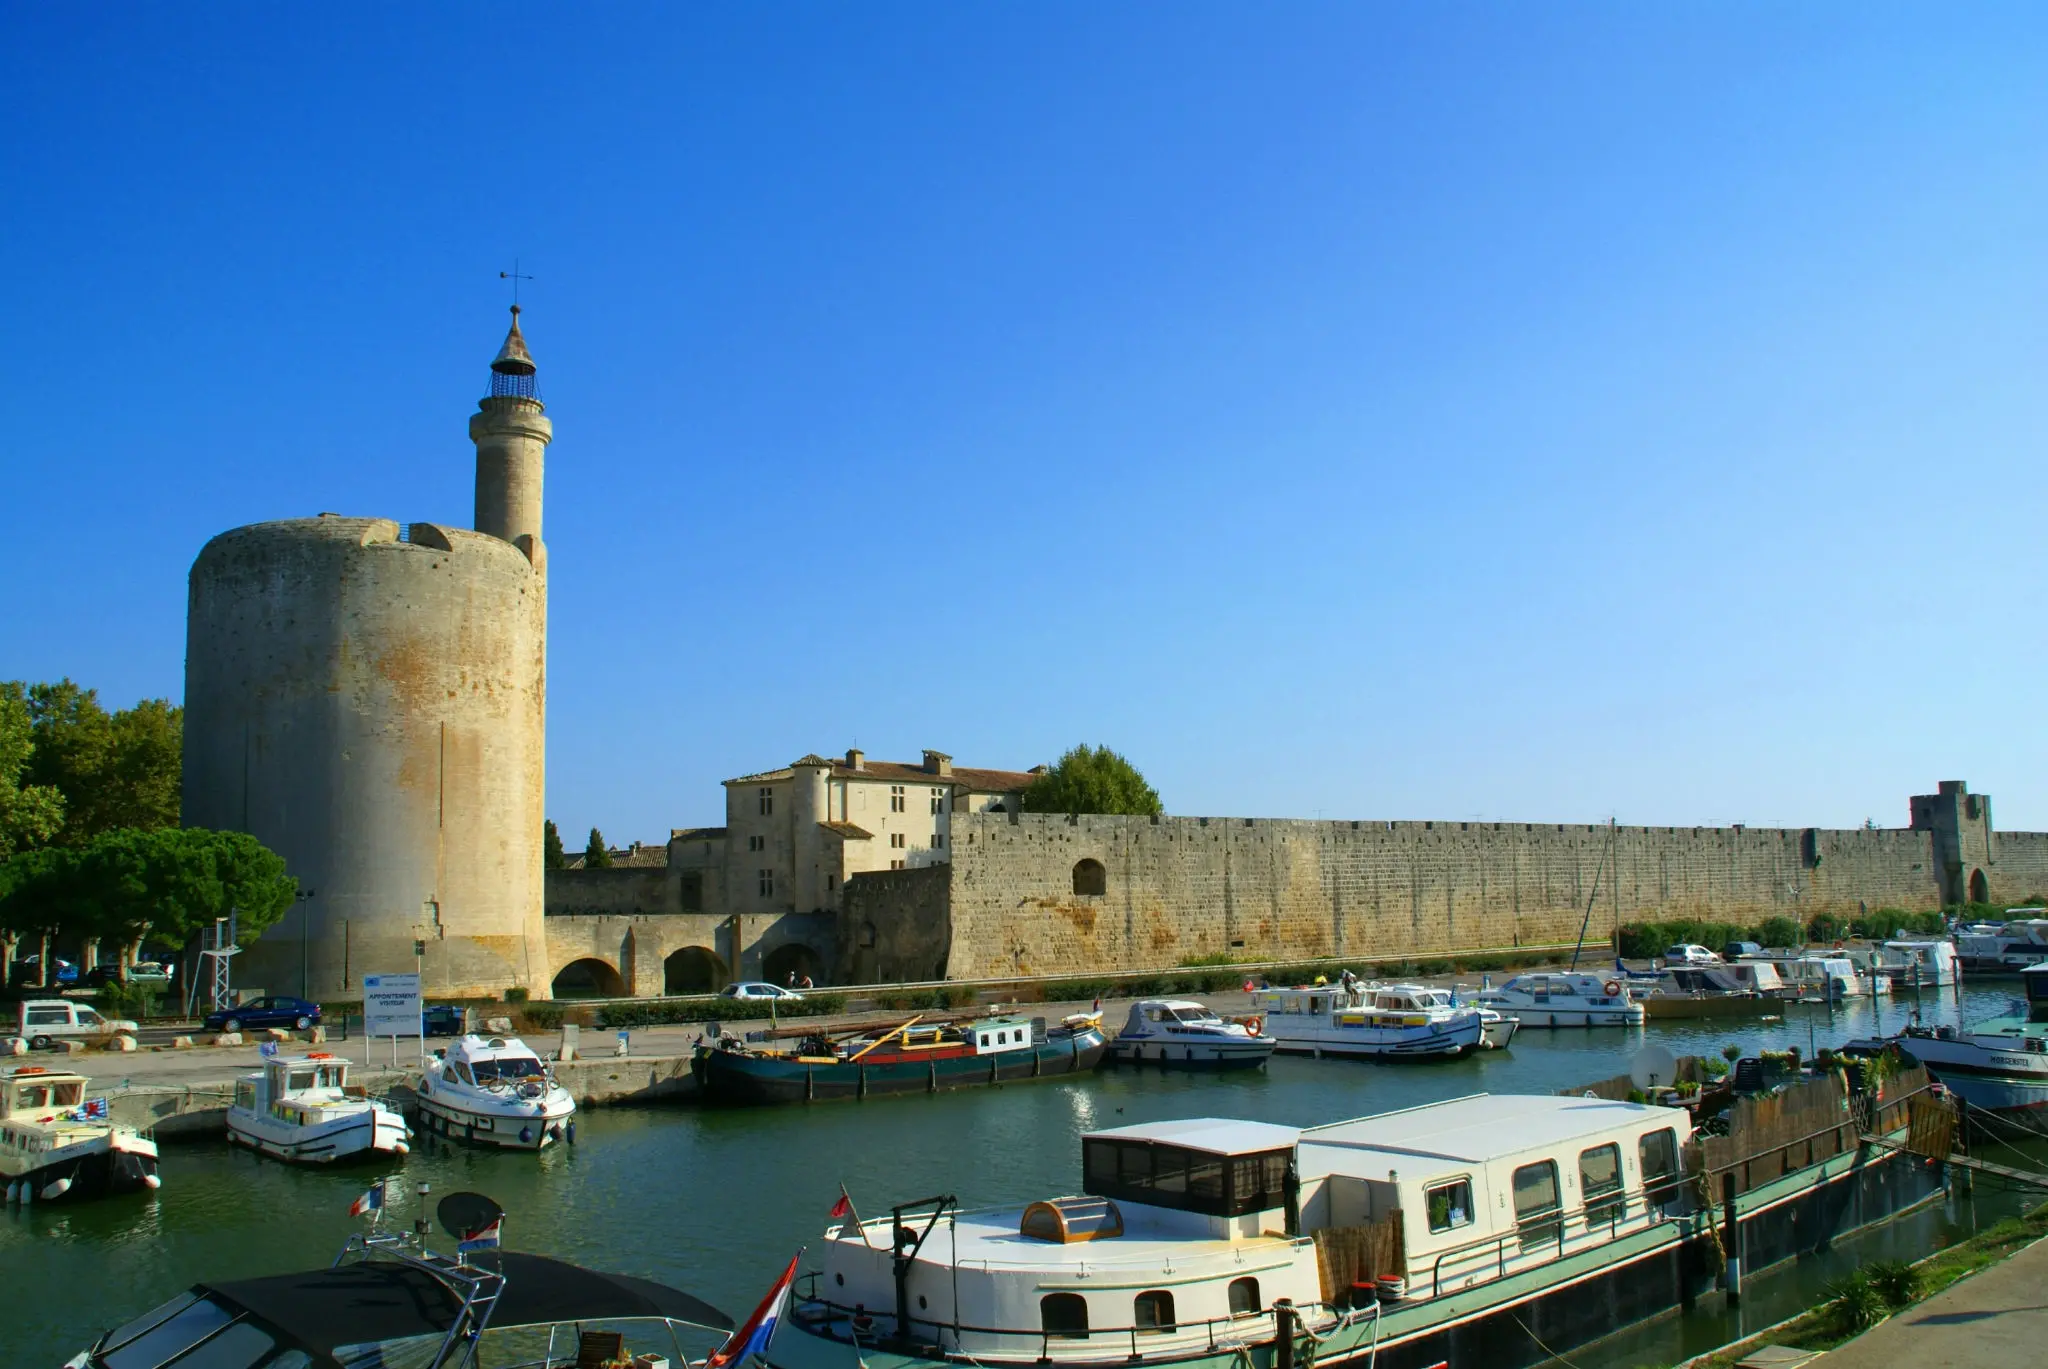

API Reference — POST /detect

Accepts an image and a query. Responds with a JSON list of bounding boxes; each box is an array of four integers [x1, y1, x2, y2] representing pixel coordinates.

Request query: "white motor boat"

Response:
[[1877, 965, 2048, 1129], [1252, 982, 1485, 1058], [415, 1034, 576, 1150], [1954, 915, 2048, 971], [1, 1065, 159, 1204], [227, 1051, 409, 1164], [1473, 972, 1644, 1028], [1108, 1000, 1276, 1069]]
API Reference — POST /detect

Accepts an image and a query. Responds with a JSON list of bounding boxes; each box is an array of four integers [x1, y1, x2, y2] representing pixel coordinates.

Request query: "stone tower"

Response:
[[181, 310, 553, 999]]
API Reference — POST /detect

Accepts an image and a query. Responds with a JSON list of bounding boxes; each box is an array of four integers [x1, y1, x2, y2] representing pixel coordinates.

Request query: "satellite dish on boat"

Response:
[[1629, 1044, 1679, 1092], [437, 1190, 506, 1241]]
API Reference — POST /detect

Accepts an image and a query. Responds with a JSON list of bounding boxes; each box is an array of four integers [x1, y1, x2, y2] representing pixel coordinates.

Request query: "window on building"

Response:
[[933, 832, 945, 848], [890, 832, 906, 849], [931, 788, 945, 814], [1133, 1291, 1175, 1333], [1512, 1160, 1561, 1252], [1227, 1278, 1261, 1317], [758, 787, 773, 816], [747, 834, 765, 852], [678, 871, 703, 913], [1425, 1177, 1473, 1233], [890, 785, 906, 813], [891, 860, 906, 870], [1073, 858, 1107, 896], [826, 874, 835, 891], [1040, 1294, 1088, 1340], [1580, 1144, 1624, 1230], [758, 869, 773, 898], [1639, 1128, 1680, 1209]]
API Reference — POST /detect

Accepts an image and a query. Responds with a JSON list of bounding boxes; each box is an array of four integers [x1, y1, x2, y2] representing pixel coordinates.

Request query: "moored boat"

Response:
[[1955, 913, 2048, 971], [1879, 964, 2048, 1128], [1253, 982, 1486, 1058], [1473, 971, 1644, 1027], [1, 1064, 159, 1204], [695, 1012, 1107, 1104], [227, 1051, 410, 1164], [415, 1034, 576, 1150], [1107, 1000, 1276, 1069]]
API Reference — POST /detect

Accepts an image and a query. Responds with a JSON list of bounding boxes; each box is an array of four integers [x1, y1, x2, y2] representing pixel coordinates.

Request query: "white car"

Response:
[[1664, 944, 1722, 966], [720, 982, 804, 1002], [13, 999, 139, 1049]]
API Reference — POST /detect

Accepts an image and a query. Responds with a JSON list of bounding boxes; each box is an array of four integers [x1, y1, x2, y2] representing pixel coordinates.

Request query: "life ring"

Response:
[[1244, 1015, 1265, 1037], [1603, 980, 1622, 997]]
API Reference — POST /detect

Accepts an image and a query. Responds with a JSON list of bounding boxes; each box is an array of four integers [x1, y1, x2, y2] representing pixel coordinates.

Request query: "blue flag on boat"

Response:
[[70, 1097, 108, 1122], [349, 1179, 385, 1217]]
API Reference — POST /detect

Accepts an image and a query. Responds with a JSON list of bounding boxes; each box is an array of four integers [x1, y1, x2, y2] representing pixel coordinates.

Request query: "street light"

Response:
[[297, 888, 317, 1000]]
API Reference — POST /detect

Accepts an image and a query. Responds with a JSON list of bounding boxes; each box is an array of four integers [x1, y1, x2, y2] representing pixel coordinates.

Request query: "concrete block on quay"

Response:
[[211, 1032, 242, 1047], [3, 1037, 24, 1056], [102, 1033, 137, 1052], [170, 1035, 194, 1049]]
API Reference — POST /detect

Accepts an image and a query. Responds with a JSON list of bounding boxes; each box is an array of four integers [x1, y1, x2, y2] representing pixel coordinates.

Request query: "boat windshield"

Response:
[[1170, 1007, 1220, 1023], [470, 1055, 546, 1084]]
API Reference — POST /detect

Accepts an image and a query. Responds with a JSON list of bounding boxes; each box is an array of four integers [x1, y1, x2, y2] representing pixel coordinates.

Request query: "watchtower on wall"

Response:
[[1910, 780, 1996, 906], [181, 309, 555, 999]]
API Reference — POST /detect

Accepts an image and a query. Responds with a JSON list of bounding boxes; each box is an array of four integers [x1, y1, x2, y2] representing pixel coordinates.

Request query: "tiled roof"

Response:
[[669, 826, 728, 842], [818, 821, 875, 840], [725, 756, 1038, 793]]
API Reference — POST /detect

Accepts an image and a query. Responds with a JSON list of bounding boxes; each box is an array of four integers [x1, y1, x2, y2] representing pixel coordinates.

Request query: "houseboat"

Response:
[[1, 1065, 159, 1204], [1472, 972, 1644, 1027], [1954, 916, 2048, 971], [1870, 939, 1961, 989], [227, 1051, 410, 1164], [1108, 1000, 1277, 1069], [1881, 964, 2048, 1127], [695, 1012, 1107, 1104], [1250, 983, 1486, 1059], [1630, 964, 1782, 1020], [415, 1034, 577, 1150]]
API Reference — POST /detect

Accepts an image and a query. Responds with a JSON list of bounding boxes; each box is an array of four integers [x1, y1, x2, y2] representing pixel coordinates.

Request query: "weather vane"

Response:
[[499, 259, 534, 307]]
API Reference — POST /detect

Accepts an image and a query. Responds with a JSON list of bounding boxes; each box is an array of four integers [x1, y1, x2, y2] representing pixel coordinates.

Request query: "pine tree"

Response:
[[543, 819, 566, 869], [584, 827, 613, 868]]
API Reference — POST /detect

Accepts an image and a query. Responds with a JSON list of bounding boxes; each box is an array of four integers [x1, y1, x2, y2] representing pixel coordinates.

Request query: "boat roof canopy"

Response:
[[1085, 1116, 1301, 1156], [1299, 1094, 1686, 1180], [200, 1250, 732, 1359], [445, 1034, 541, 1062]]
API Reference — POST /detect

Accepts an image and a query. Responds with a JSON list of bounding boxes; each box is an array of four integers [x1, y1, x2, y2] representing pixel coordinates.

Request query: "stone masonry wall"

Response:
[[545, 867, 670, 918], [940, 813, 1964, 980], [839, 866, 951, 984]]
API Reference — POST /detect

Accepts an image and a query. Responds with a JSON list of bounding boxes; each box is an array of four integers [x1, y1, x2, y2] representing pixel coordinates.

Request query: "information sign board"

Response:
[[363, 972, 423, 1038]]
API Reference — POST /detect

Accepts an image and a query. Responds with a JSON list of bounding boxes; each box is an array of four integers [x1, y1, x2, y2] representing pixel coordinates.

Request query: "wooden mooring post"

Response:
[[1722, 1171, 1741, 1307]]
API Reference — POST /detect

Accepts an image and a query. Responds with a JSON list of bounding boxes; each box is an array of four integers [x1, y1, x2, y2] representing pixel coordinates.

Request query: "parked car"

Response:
[[12, 999, 139, 1049], [202, 995, 322, 1033], [83, 960, 176, 989], [1664, 944, 1723, 966], [719, 982, 804, 1003], [422, 1003, 465, 1036], [9, 956, 79, 988], [1722, 941, 1763, 960]]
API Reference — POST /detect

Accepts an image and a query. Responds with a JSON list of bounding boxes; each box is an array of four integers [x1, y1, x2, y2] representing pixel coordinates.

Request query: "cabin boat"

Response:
[[767, 1094, 1698, 1369], [1786, 955, 1877, 1000], [1954, 916, 2048, 971], [1882, 964, 2048, 1126], [1, 1064, 158, 1204], [1472, 972, 1644, 1028], [695, 1013, 1108, 1104], [1868, 940, 1961, 988], [1250, 984, 1485, 1059], [1108, 1000, 1277, 1069], [1629, 964, 1782, 1019], [227, 1052, 410, 1164], [70, 1200, 734, 1369], [415, 1034, 577, 1150]]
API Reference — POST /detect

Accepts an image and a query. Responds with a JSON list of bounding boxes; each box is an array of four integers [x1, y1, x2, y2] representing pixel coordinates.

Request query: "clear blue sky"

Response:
[[4, 6, 2043, 838]]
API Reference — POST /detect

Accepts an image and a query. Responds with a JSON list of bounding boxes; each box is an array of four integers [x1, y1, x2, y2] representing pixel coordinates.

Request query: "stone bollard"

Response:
[[1, 1037, 25, 1057], [170, 1035, 194, 1049], [265, 1027, 292, 1043], [213, 1032, 244, 1047], [102, 1033, 138, 1052], [305, 1026, 326, 1044], [54, 1038, 89, 1055], [486, 1017, 513, 1035]]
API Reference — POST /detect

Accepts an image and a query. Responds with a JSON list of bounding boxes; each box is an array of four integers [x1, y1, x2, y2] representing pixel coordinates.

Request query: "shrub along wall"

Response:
[[1614, 909, 1950, 959]]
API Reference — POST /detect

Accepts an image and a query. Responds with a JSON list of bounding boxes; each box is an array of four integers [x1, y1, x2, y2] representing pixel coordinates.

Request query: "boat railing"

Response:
[[1420, 1177, 1690, 1299], [796, 1293, 1341, 1363], [1700, 1075, 1934, 1198], [834, 1217, 1317, 1274]]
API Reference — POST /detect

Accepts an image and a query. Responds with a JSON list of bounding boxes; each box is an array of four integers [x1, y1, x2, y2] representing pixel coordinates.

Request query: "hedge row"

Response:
[[1613, 910, 1948, 960], [514, 992, 851, 1031]]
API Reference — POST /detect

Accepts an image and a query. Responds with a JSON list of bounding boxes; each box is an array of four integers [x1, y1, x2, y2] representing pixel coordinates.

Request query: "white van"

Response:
[[12, 999, 138, 1049]]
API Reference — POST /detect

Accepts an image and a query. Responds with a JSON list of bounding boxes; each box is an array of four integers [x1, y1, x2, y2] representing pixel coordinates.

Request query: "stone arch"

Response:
[[1969, 868, 1989, 905], [664, 945, 726, 995], [763, 942, 820, 988], [551, 956, 625, 998], [1073, 858, 1107, 897]]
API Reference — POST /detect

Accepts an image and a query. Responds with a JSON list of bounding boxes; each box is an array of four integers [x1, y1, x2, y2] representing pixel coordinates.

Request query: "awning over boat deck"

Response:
[[1083, 1117, 1301, 1155]]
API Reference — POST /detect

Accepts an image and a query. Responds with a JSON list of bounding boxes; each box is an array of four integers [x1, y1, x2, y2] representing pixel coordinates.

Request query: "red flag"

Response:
[[828, 1187, 852, 1220]]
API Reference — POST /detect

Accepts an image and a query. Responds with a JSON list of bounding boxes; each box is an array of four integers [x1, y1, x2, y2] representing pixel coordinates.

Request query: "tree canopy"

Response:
[[1020, 745, 1164, 817], [543, 818, 566, 869], [0, 687, 64, 858], [584, 827, 612, 868], [6, 679, 183, 844]]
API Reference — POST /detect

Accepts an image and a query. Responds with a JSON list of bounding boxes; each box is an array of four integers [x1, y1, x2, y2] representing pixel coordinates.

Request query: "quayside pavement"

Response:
[[1808, 1234, 2048, 1369]]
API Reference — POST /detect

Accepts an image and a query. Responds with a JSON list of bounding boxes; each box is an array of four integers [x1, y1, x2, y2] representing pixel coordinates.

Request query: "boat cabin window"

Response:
[[1171, 1007, 1218, 1023], [14, 1084, 50, 1110], [1228, 1277, 1261, 1317], [1425, 1177, 1473, 1233], [1084, 1139, 1286, 1217], [234, 1081, 257, 1111], [453, 1061, 476, 1087], [1512, 1160, 1561, 1251], [287, 1070, 316, 1092], [470, 1055, 545, 1084], [1041, 1293, 1089, 1339], [1134, 1290, 1176, 1333], [96, 1293, 236, 1368], [52, 1079, 82, 1107], [1579, 1144, 1623, 1229], [1639, 1128, 1680, 1208]]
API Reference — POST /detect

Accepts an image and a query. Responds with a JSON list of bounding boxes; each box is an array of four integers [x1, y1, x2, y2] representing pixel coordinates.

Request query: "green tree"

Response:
[[0, 686, 65, 857], [10, 679, 182, 842], [1020, 745, 1164, 817], [584, 827, 613, 868], [543, 818, 566, 869]]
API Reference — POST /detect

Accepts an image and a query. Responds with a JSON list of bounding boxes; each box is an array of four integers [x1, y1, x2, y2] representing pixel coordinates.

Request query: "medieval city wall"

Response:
[[936, 813, 1965, 980]]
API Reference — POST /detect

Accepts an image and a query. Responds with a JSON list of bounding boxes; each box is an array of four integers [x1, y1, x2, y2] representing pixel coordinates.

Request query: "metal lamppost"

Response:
[[297, 888, 317, 1000]]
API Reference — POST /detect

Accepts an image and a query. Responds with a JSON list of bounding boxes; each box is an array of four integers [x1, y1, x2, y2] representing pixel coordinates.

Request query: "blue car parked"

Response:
[[203, 995, 322, 1033]]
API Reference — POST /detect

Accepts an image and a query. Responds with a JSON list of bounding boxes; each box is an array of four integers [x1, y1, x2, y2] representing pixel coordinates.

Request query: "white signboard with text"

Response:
[[363, 972, 423, 1038]]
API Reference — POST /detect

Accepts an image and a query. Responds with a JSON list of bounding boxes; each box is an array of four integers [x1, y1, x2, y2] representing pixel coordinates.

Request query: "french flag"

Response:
[[348, 1179, 385, 1217], [708, 1253, 800, 1369]]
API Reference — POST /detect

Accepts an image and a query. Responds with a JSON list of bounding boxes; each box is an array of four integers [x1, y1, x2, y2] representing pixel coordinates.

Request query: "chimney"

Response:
[[923, 749, 953, 777], [846, 748, 865, 770]]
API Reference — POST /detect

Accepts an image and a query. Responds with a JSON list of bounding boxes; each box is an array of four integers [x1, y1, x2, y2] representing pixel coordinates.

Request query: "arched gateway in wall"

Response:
[[551, 957, 625, 998], [664, 946, 726, 994]]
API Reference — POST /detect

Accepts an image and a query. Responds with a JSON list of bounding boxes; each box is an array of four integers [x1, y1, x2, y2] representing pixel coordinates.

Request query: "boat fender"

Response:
[[41, 1176, 71, 1201], [565, 1120, 576, 1145], [519, 1127, 533, 1145], [1604, 980, 1622, 997], [142, 1173, 161, 1190], [391, 1141, 409, 1155], [1245, 1015, 1264, 1037]]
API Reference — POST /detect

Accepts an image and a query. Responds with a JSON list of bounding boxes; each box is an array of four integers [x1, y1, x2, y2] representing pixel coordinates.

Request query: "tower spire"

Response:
[[490, 305, 538, 396]]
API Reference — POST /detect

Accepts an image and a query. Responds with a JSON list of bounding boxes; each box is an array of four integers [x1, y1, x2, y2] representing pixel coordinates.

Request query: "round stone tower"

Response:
[[181, 310, 553, 1000]]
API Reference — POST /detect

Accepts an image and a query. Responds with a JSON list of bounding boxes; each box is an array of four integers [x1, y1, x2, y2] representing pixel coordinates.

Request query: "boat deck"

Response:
[[845, 1207, 1302, 1273]]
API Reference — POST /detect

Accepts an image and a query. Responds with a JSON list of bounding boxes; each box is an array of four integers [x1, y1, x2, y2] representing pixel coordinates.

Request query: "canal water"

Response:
[[9, 981, 2044, 1366]]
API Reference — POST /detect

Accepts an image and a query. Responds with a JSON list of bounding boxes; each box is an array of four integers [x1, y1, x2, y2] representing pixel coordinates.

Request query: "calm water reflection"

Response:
[[7, 979, 2035, 1366]]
